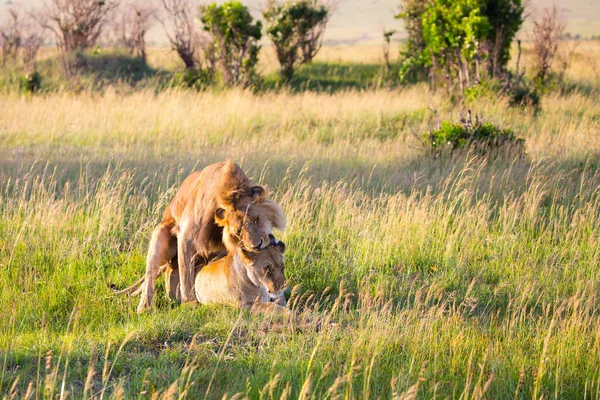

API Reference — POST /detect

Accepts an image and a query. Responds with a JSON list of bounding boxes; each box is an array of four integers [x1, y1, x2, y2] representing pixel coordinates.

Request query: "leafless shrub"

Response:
[[0, 9, 46, 68], [0, 10, 22, 65], [158, 0, 202, 70], [22, 13, 46, 68], [532, 6, 565, 83], [42, 0, 120, 54], [117, 3, 156, 60]]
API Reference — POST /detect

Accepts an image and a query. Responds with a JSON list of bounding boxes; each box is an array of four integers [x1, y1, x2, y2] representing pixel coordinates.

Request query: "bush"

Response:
[[20, 71, 41, 93], [263, 0, 330, 83], [421, 113, 524, 157], [200, 1, 262, 87], [176, 68, 212, 89]]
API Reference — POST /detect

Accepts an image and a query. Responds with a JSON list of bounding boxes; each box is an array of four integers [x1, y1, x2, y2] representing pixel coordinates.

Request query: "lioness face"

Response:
[[245, 241, 287, 299]]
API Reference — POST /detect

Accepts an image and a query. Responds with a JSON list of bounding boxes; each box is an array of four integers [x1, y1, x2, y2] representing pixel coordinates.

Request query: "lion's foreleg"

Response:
[[137, 223, 177, 314]]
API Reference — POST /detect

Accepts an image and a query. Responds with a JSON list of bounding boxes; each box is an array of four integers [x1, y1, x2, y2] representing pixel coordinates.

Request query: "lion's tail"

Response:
[[110, 275, 146, 296], [110, 264, 170, 297]]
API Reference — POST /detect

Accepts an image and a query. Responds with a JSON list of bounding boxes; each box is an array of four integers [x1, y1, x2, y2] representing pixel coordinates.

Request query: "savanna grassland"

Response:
[[1, 43, 600, 399]]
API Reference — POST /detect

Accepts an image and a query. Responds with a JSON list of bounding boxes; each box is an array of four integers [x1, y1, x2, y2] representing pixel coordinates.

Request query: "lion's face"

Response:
[[243, 240, 287, 299], [217, 204, 272, 251], [215, 186, 286, 252]]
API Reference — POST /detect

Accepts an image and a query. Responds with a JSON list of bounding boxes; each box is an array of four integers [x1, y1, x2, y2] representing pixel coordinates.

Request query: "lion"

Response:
[[137, 161, 286, 314], [115, 235, 289, 314]]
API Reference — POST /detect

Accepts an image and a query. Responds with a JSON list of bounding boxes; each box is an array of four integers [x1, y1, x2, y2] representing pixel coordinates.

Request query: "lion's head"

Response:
[[215, 179, 286, 252], [239, 238, 287, 301]]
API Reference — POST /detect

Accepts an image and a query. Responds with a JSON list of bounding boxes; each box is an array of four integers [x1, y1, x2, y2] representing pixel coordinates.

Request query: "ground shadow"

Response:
[[31, 51, 172, 91]]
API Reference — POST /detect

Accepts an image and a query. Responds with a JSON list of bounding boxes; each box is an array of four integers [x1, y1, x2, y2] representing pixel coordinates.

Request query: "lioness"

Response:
[[116, 236, 289, 314], [194, 235, 288, 313], [138, 161, 286, 313]]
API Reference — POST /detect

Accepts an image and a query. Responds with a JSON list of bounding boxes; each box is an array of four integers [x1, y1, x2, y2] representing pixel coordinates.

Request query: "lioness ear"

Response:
[[276, 241, 286, 254], [215, 208, 227, 226], [251, 186, 265, 201]]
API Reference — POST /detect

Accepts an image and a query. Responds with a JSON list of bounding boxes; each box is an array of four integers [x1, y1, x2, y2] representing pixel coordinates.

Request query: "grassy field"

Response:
[[1, 42, 600, 399]]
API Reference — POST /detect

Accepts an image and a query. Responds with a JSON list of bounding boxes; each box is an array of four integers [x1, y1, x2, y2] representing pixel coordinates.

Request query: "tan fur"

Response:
[[137, 161, 286, 314]]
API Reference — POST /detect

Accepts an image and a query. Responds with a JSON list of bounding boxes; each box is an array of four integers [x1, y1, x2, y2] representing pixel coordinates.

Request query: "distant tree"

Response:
[[159, 0, 202, 70], [199, 1, 262, 87], [263, 0, 330, 83], [532, 6, 564, 83], [42, 0, 119, 53]]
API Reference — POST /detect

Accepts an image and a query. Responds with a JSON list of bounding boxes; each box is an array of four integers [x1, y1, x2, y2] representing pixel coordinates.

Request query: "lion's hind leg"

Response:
[[137, 223, 177, 313], [165, 256, 181, 302]]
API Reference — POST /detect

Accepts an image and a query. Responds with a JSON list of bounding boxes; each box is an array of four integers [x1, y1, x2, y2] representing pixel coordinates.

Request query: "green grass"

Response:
[[0, 51, 172, 94], [263, 61, 402, 93], [1, 67, 600, 398], [0, 51, 401, 95]]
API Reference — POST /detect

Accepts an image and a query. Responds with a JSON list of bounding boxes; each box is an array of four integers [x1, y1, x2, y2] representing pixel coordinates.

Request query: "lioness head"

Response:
[[215, 185, 286, 252], [241, 238, 287, 300]]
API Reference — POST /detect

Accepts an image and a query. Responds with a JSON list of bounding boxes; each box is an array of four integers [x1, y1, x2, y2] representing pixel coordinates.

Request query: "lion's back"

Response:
[[162, 161, 241, 223]]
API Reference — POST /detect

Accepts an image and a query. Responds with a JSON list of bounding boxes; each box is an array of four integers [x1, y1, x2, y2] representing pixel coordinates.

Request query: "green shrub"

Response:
[[200, 1, 262, 87], [176, 68, 213, 90], [19, 71, 42, 93], [421, 113, 524, 157], [396, 0, 524, 89], [263, 0, 330, 83]]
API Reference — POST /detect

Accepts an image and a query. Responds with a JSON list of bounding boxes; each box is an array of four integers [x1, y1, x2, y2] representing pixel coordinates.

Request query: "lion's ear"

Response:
[[215, 208, 227, 226], [251, 185, 265, 201], [275, 241, 286, 254]]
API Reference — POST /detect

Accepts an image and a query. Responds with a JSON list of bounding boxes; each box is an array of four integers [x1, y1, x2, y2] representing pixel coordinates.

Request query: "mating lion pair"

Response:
[[130, 161, 289, 314]]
